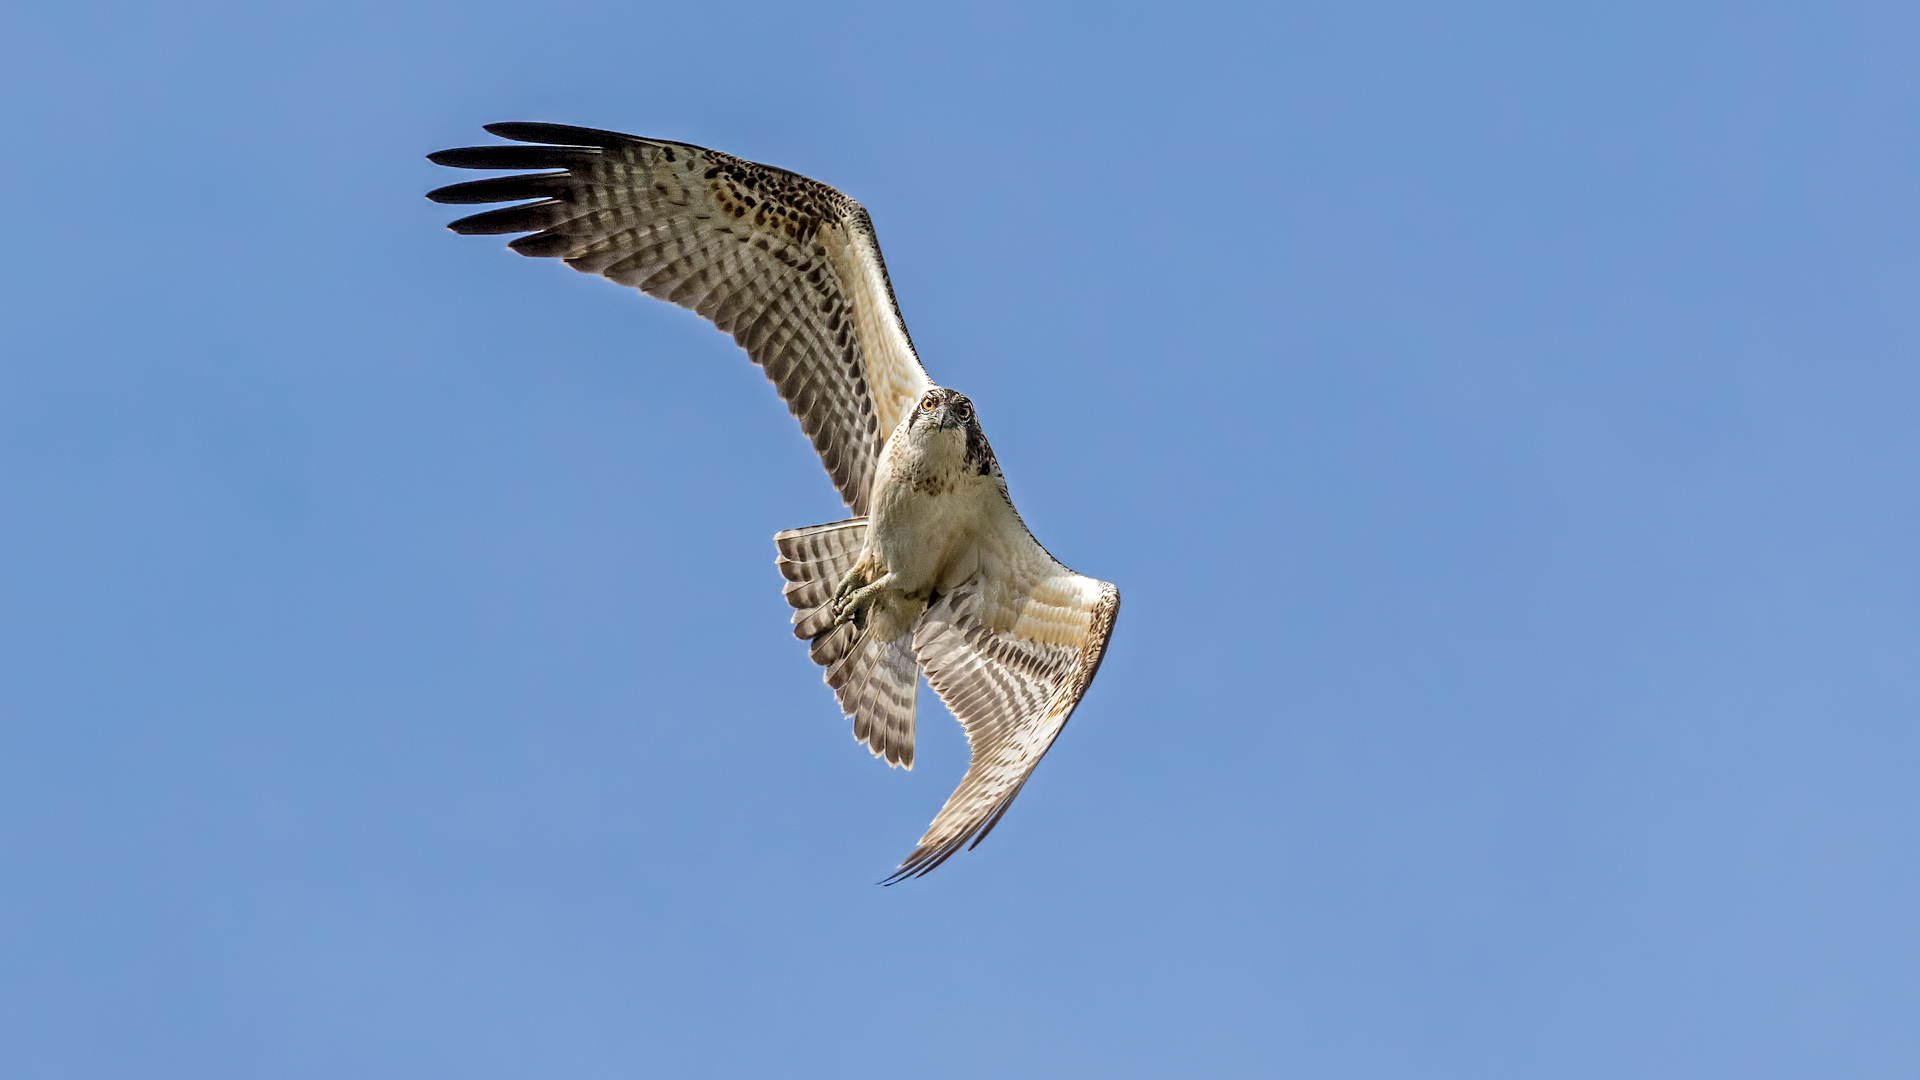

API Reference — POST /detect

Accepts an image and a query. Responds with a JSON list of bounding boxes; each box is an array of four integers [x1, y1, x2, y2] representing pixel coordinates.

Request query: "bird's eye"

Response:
[[921, 398, 936, 411], [956, 404, 972, 420]]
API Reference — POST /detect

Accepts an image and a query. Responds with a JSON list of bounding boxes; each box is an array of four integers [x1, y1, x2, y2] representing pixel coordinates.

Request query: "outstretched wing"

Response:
[[427, 123, 934, 515], [894, 533, 1121, 881]]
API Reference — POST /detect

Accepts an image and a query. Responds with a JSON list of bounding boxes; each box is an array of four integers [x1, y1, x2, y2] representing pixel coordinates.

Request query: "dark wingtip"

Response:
[[484, 121, 641, 148], [879, 850, 925, 885], [426, 173, 572, 205], [426, 145, 599, 171], [880, 841, 954, 884], [506, 231, 576, 258], [444, 201, 569, 236]]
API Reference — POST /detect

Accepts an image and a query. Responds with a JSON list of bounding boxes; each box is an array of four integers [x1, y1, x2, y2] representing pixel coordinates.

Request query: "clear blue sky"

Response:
[[2, 1, 1915, 1076]]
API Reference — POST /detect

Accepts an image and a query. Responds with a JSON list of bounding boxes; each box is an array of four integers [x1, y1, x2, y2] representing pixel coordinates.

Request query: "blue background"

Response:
[[2, 1, 1915, 1076]]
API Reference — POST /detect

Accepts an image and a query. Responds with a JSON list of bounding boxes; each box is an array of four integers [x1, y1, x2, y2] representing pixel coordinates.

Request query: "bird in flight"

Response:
[[427, 123, 1119, 880]]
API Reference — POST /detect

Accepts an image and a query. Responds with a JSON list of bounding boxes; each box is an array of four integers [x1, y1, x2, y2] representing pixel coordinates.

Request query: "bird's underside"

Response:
[[428, 122, 1118, 880]]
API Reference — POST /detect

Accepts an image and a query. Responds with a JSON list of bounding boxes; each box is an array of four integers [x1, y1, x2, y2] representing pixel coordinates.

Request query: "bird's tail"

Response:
[[773, 517, 918, 769], [773, 518, 870, 654]]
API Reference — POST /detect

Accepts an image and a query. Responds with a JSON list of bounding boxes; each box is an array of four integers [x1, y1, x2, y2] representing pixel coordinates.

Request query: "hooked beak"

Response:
[[937, 406, 964, 431]]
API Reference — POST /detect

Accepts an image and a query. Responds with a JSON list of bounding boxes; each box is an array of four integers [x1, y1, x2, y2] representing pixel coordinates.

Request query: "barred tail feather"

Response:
[[775, 518, 868, 646], [774, 518, 915, 766], [823, 629, 918, 768], [808, 620, 859, 667]]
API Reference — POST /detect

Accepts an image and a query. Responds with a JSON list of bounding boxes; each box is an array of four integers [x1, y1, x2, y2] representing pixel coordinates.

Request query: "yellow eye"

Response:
[[921, 398, 936, 411], [956, 405, 972, 420]]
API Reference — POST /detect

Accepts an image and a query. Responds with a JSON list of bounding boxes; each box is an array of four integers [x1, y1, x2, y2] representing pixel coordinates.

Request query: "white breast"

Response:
[[866, 422, 1005, 598]]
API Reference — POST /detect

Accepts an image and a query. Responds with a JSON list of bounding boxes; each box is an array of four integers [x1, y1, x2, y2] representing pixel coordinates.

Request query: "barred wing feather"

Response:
[[892, 541, 1120, 881], [427, 123, 933, 515]]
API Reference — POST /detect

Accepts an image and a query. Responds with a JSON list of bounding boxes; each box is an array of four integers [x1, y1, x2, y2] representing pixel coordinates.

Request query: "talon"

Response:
[[830, 574, 891, 630], [828, 569, 868, 627], [833, 585, 871, 629]]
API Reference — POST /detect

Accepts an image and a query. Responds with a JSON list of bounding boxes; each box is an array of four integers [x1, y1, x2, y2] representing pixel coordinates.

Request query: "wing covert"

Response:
[[427, 122, 934, 514]]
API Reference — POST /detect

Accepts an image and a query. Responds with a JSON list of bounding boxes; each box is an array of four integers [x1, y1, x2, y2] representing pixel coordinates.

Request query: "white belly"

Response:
[[871, 488, 983, 597]]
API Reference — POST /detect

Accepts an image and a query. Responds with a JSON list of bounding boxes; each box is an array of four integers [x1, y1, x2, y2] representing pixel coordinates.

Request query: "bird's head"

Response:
[[910, 386, 976, 434], [904, 386, 999, 478]]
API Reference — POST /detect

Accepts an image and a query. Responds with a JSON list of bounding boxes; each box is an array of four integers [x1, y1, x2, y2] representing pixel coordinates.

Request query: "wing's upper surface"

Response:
[[427, 123, 933, 515], [895, 528, 1121, 881]]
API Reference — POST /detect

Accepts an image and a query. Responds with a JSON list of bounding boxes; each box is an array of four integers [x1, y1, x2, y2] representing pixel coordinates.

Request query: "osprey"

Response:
[[427, 123, 1119, 880]]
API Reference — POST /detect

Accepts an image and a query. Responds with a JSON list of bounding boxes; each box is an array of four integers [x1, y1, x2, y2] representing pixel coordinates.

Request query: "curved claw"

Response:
[[831, 572, 893, 631], [828, 573, 864, 627]]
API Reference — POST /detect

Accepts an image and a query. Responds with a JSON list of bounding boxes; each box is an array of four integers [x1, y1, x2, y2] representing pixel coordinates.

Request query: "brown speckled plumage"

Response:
[[429, 123, 927, 515]]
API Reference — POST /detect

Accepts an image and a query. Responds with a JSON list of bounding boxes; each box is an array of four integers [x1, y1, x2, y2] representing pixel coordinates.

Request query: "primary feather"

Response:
[[428, 122, 930, 514]]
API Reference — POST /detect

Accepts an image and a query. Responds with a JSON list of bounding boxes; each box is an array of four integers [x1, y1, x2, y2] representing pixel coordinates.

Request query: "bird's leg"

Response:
[[831, 571, 895, 632], [828, 565, 869, 616]]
